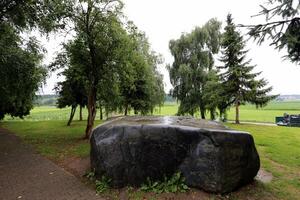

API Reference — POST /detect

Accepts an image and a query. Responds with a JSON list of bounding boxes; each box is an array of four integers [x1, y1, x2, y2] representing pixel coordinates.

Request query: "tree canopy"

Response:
[[0, 0, 70, 120], [119, 23, 165, 116], [0, 24, 46, 119], [168, 19, 221, 119], [55, 64, 87, 125], [51, 1, 164, 138]]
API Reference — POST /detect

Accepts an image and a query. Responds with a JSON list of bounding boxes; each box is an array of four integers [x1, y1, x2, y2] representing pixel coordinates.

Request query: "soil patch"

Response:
[[60, 156, 90, 178]]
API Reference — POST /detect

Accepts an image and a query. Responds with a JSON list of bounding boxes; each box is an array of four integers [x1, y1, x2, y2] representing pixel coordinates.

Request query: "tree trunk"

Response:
[[124, 104, 128, 116], [210, 109, 215, 120], [79, 105, 83, 121], [219, 109, 224, 122], [200, 105, 206, 119], [235, 100, 240, 124], [85, 88, 97, 139], [99, 103, 103, 120], [67, 105, 77, 126], [200, 110, 205, 119]]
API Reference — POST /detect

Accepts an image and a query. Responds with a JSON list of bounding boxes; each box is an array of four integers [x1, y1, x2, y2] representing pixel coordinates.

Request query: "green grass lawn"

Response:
[[5, 100, 300, 123], [226, 124, 300, 200], [158, 101, 300, 123], [1, 120, 103, 161], [1, 118, 300, 199], [2, 100, 300, 199]]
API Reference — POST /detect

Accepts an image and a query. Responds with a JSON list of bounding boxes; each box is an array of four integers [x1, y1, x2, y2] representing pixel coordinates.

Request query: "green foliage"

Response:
[[55, 63, 87, 110], [49, 1, 164, 137], [54, 53, 88, 125], [118, 25, 165, 115], [95, 176, 111, 194], [0, 23, 46, 120], [0, 0, 73, 32], [0, 0, 73, 120], [168, 19, 222, 119], [247, 0, 300, 64], [48, 0, 127, 137], [220, 14, 277, 123], [85, 170, 111, 194], [140, 172, 189, 194]]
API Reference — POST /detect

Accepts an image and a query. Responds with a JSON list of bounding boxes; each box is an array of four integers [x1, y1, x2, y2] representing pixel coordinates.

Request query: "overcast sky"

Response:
[[40, 0, 300, 95]]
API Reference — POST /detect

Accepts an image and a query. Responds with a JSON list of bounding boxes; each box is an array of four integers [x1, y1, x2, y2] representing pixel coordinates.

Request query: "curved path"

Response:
[[0, 128, 102, 200]]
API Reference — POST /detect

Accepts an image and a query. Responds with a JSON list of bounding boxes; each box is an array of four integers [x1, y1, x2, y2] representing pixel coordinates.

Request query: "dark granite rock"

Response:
[[90, 116, 260, 193]]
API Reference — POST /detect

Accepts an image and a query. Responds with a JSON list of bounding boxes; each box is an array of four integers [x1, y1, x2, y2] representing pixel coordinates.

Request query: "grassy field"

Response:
[[4, 100, 300, 123], [1, 120, 300, 199], [1, 100, 300, 199], [1, 120, 100, 161], [227, 101, 300, 123], [160, 101, 300, 123], [227, 124, 300, 200]]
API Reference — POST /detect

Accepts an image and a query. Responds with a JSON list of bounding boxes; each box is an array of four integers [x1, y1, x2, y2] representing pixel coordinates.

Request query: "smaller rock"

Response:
[[256, 169, 273, 183]]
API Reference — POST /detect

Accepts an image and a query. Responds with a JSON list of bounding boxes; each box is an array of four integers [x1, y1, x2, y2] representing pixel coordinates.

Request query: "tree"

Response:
[[117, 22, 165, 116], [0, 0, 72, 120], [244, 0, 300, 64], [0, 0, 72, 32], [55, 65, 87, 126], [202, 70, 223, 120], [220, 14, 276, 124], [168, 19, 222, 119], [51, 1, 164, 138], [0, 24, 46, 119], [97, 68, 121, 119], [64, 0, 124, 139]]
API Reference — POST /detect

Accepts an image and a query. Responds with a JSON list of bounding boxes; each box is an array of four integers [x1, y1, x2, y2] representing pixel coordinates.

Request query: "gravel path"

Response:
[[0, 127, 103, 200]]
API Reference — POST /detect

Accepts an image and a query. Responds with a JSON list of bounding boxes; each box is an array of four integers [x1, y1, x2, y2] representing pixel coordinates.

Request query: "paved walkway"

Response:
[[227, 121, 277, 126], [0, 128, 102, 200]]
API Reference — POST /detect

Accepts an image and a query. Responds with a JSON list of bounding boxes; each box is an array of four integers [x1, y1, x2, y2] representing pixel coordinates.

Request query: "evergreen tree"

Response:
[[220, 14, 277, 124]]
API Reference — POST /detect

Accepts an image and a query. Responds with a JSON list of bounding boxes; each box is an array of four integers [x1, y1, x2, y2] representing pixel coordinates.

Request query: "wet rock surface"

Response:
[[90, 116, 260, 193]]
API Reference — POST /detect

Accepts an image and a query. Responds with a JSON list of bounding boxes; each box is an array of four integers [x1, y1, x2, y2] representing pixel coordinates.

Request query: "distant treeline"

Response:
[[34, 94, 300, 106], [34, 95, 58, 106], [34, 94, 177, 106], [277, 95, 300, 101]]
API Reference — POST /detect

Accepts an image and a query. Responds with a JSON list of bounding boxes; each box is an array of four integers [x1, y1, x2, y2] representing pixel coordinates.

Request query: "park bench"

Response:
[[276, 114, 300, 127]]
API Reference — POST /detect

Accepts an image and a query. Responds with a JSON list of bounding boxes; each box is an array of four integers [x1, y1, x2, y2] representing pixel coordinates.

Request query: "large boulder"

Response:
[[90, 116, 260, 193]]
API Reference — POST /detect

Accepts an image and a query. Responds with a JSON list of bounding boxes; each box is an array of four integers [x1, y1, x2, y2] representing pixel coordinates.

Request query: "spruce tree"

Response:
[[220, 14, 277, 124]]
